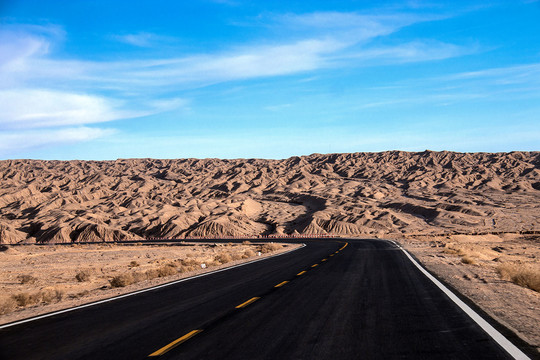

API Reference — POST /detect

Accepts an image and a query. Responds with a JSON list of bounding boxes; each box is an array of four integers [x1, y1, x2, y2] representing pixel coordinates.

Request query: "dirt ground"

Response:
[[400, 233, 540, 353], [0, 242, 299, 325]]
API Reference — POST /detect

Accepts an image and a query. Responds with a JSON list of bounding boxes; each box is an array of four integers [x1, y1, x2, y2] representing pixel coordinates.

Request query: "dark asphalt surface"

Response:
[[0, 239, 525, 359]]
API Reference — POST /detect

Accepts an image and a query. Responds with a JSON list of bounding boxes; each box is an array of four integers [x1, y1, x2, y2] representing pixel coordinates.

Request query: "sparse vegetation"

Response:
[[110, 273, 134, 288], [0, 297, 17, 315], [497, 263, 540, 292], [129, 260, 140, 267], [17, 274, 37, 285], [260, 243, 283, 253], [214, 253, 232, 264], [243, 249, 256, 258], [11, 288, 64, 307], [156, 264, 177, 277], [75, 270, 92, 282], [461, 256, 476, 265]]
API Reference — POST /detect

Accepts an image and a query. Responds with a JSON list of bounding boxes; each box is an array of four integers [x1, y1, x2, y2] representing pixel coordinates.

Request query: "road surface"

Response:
[[0, 239, 532, 359]]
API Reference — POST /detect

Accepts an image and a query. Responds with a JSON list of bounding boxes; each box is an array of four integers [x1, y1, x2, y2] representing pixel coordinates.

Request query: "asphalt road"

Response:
[[0, 239, 530, 359]]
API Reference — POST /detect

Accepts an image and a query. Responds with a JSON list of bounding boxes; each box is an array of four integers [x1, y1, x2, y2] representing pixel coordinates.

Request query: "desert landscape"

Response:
[[0, 151, 538, 243], [1, 151, 539, 352]]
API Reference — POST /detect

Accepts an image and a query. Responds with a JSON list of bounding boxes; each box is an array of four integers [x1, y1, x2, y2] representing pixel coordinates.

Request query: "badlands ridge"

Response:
[[0, 151, 539, 244]]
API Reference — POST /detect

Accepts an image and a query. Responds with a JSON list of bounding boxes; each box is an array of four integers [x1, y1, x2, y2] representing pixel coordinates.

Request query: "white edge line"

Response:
[[0, 243, 306, 330], [388, 240, 530, 360]]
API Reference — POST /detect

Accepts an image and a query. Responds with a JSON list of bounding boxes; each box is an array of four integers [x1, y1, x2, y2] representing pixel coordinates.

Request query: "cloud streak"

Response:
[[0, 11, 475, 156], [0, 127, 116, 158]]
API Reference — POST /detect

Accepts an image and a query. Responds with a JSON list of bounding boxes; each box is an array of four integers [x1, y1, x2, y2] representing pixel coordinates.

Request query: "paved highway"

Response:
[[0, 239, 533, 359]]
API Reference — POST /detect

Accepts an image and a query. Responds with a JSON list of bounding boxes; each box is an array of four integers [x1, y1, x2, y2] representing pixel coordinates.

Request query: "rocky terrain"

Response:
[[0, 151, 539, 244]]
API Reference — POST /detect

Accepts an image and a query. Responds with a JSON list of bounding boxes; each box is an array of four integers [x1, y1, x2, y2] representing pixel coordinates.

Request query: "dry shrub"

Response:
[[242, 241, 252, 245], [129, 260, 140, 268], [215, 253, 232, 264], [145, 268, 159, 280], [177, 265, 190, 273], [461, 256, 476, 265], [18, 274, 37, 284], [157, 265, 177, 277], [77, 290, 90, 298], [231, 253, 243, 261], [110, 273, 134, 288], [41, 288, 65, 304], [12, 292, 41, 307], [242, 249, 256, 259], [497, 263, 540, 292], [0, 297, 17, 315], [260, 243, 283, 253], [75, 269, 92, 282], [181, 258, 200, 267], [132, 271, 148, 283]]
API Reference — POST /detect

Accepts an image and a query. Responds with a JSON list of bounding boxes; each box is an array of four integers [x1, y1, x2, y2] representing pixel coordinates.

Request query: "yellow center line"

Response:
[[148, 329, 203, 357], [311, 264, 318, 268], [297, 271, 307, 276], [339, 242, 349, 251], [329, 254, 334, 257], [236, 297, 260, 309], [274, 281, 289, 288], [321, 258, 327, 262]]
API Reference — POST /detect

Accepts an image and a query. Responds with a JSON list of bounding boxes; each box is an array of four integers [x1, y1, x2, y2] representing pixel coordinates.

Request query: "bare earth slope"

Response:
[[0, 151, 539, 244]]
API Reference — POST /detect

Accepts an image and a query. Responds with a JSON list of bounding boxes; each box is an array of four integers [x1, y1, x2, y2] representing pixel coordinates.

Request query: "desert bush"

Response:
[[145, 269, 160, 280], [0, 297, 17, 315], [181, 258, 200, 267], [129, 260, 140, 268], [18, 274, 37, 284], [41, 288, 64, 303], [260, 243, 283, 253], [157, 265, 177, 277], [75, 270, 92, 282], [242, 240, 252, 245], [215, 253, 233, 264], [461, 256, 476, 265], [12, 292, 39, 307], [497, 263, 540, 292], [110, 273, 134, 288], [130, 271, 147, 283], [242, 249, 256, 259], [231, 253, 243, 261]]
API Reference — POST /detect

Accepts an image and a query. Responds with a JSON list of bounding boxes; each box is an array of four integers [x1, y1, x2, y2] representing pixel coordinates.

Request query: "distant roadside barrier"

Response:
[[124, 234, 340, 242]]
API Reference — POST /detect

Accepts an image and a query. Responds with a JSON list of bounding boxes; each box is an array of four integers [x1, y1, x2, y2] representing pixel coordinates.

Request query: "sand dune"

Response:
[[0, 151, 539, 244]]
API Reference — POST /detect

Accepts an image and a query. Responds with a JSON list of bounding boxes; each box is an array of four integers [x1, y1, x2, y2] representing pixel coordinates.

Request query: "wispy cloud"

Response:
[[0, 127, 116, 157], [0, 11, 474, 156], [110, 32, 177, 47], [0, 89, 143, 129], [341, 40, 476, 64]]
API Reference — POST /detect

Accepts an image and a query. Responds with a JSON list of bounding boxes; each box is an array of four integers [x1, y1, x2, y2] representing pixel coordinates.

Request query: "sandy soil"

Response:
[[400, 234, 540, 353], [0, 242, 299, 325]]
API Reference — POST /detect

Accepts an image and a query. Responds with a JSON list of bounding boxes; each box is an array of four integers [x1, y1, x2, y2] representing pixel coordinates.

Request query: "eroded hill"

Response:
[[0, 151, 539, 243]]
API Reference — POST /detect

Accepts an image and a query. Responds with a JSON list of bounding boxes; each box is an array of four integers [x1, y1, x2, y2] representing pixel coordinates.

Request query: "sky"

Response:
[[0, 0, 539, 160]]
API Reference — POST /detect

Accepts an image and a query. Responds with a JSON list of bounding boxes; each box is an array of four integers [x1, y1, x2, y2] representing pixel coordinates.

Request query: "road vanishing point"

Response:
[[0, 238, 535, 359]]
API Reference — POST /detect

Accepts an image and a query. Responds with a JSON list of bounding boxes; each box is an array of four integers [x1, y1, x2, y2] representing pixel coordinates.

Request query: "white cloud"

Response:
[[341, 40, 476, 64], [0, 89, 143, 129], [0, 127, 115, 157], [1, 13, 468, 93], [111, 32, 177, 47], [0, 12, 475, 157]]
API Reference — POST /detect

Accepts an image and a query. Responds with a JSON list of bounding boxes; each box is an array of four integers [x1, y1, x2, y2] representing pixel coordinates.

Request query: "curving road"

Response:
[[0, 239, 532, 359]]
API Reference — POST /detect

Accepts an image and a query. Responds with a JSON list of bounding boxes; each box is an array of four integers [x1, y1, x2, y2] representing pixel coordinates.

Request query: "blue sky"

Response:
[[0, 0, 539, 160]]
